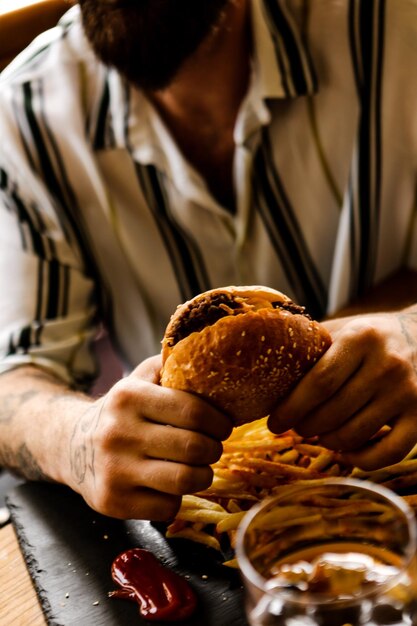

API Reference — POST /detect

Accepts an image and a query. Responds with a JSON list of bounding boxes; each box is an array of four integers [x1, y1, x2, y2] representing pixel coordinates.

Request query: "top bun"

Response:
[[160, 286, 331, 426]]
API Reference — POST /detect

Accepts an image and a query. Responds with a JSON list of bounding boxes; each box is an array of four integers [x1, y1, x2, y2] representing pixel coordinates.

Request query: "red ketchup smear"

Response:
[[109, 548, 197, 621]]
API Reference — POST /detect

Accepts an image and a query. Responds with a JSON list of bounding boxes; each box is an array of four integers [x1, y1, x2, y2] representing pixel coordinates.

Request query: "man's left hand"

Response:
[[268, 310, 417, 470]]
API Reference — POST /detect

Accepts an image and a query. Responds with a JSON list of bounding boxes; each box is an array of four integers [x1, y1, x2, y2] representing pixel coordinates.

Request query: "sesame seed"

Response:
[[261, 336, 265, 341]]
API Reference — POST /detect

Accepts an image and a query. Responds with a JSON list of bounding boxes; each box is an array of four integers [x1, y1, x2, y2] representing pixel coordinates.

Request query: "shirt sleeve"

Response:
[[0, 80, 100, 389]]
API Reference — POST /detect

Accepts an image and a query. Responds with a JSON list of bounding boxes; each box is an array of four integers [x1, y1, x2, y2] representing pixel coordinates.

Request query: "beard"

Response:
[[78, 0, 230, 91]]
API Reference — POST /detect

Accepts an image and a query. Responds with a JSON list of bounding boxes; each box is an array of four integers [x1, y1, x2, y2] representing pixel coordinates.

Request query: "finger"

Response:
[[294, 369, 376, 438], [316, 399, 390, 452], [141, 382, 233, 441], [342, 415, 417, 471], [129, 489, 181, 522], [108, 376, 233, 441], [138, 459, 214, 496], [133, 355, 163, 384], [91, 487, 182, 521], [312, 375, 417, 451], [268, 339, 364, 433], [141, 422, 223, 465]]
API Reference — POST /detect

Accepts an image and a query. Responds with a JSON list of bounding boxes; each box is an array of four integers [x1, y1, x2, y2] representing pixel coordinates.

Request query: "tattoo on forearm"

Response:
[[397, 311, 417, 376], [0, 390, 39, 423], [0, 368, 71, 423], [69, 402, 103, 486], [0, 442, 49, 481]]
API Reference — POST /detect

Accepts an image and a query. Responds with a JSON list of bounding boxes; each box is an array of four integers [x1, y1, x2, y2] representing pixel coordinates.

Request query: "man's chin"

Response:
[[78, 0, 229, 90]]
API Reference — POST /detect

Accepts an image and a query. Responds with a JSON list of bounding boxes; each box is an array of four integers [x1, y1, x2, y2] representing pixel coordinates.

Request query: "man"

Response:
[[0, 0, 417, 521]]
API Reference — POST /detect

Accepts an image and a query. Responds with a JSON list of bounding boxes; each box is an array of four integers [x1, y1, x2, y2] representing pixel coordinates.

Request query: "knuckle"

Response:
[[108, 379, 142, 412], [360, 325, 380, 343], [173, 464, 212, 494], [173, 465, 198, 494], [384, 353, 409, 378], [178, 399, 202, 431], [107, 385, 132, 412], [348, 321, 380, 344], [183, 435, 222, 464], [183, 433, 205, 463], [89, 484, 123, 518], [95, 417, 123, 451]]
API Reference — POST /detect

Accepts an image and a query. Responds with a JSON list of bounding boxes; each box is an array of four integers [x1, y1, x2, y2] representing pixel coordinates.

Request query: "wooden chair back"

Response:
[[0, 0, 69, 71]]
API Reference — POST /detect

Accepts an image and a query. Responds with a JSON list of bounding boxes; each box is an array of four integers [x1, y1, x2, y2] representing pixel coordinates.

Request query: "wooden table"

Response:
[[2, 267, 417, 625], [0, 523, 45, 625]]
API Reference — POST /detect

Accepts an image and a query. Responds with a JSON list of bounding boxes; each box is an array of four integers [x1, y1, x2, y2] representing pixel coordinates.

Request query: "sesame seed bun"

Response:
[[160, 286, 332, 426]]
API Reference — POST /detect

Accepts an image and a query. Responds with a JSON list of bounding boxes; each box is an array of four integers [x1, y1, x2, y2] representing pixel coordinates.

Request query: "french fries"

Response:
[[166, 417, 417, 565]]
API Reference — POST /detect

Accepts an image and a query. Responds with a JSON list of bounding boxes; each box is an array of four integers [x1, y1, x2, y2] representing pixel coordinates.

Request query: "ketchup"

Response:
[[109, 548, 197, 621]]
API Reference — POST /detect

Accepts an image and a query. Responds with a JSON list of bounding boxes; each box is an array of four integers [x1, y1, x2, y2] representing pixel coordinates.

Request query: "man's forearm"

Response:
[[0, 365, 95, 486], [324, 303, 417, 336]]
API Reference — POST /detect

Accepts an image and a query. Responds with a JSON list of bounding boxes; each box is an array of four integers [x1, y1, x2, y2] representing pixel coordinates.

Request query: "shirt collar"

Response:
[[111, 0, 319, 163], [252, 0, 318, 99], [234, 0, 318, 145]]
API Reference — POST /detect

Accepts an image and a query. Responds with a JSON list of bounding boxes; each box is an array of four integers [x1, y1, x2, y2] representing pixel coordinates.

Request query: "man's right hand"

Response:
[[67, 355, 233, 520], [0, 357, 233, 521]]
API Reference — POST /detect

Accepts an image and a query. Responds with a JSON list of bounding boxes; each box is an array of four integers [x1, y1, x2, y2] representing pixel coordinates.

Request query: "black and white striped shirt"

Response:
[[0, 0, 416, 386]]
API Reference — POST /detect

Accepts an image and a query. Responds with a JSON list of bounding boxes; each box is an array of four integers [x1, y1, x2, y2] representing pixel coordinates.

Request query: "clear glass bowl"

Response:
[[235, 477, 417, 626]]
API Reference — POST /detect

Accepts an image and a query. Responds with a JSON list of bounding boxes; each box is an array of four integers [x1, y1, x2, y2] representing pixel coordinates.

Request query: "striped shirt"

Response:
[[0, 0, 416, 387]]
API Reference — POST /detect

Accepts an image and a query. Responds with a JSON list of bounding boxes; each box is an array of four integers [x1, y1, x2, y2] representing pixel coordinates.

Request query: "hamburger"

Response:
[[160, 286, 332, 426]]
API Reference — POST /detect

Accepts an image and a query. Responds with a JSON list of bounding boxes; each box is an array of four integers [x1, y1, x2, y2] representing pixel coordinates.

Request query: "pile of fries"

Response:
[[166, 418, 417, 567]]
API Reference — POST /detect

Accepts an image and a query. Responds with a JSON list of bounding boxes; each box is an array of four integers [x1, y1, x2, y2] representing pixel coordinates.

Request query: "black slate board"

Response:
[[6, 482, 248, 626]]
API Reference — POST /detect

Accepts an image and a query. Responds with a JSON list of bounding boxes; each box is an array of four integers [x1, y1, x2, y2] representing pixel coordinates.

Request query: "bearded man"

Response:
[[0, 0, 417, 520]]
